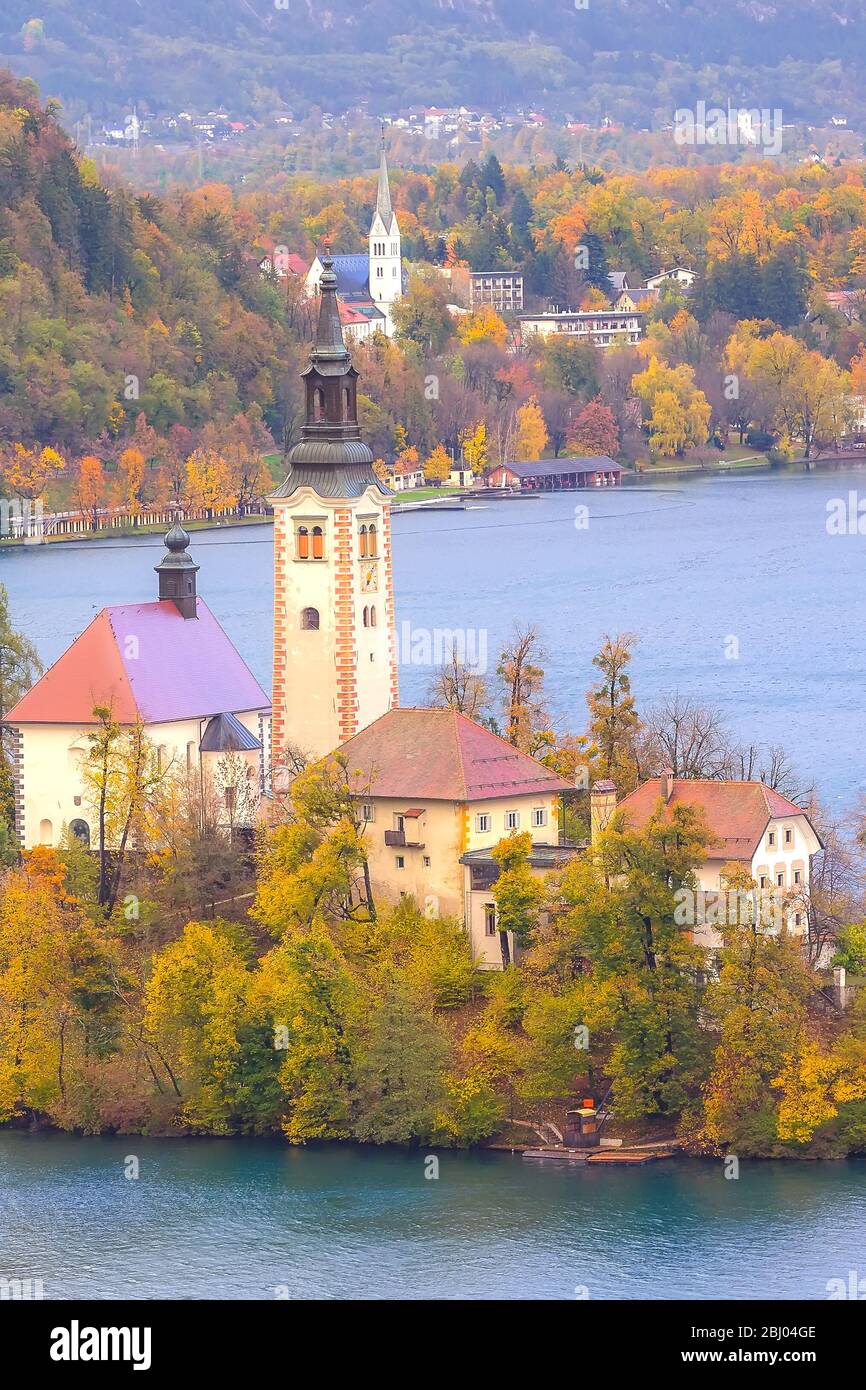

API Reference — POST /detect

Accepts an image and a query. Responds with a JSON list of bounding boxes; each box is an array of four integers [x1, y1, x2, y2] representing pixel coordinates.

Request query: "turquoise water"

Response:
[[0, 1134, 863, 1300], [1, 467, 864, 809]]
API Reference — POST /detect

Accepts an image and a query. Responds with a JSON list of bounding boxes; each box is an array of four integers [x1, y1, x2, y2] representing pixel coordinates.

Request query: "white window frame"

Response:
[[505, 810, 520, 831], [475, 812, 491, 833], [531, 807, 547, 828]]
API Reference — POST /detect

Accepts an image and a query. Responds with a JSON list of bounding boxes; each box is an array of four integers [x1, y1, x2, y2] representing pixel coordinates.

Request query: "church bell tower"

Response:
[[368, 134, 402, 335], [271, 254, 399, 765]]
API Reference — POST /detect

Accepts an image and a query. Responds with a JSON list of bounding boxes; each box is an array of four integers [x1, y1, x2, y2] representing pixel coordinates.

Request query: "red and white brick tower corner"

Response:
[[270, 252, 399, 769]]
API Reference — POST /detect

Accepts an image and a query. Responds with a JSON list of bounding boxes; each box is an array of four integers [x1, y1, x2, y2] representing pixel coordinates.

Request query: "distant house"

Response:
[[517, 309, 643, 348], [339, 299, 378, 342], [614, 287, 660, 312], [390, 464, 424, 491], [645, 267, 696, 290], [469, 270, 525, 313], [449, 465, 474, 487], [259, 250, 309, 279], [485, 457, 623, 490], [607, 271, 631, 294], [592, 775, 823, 953]]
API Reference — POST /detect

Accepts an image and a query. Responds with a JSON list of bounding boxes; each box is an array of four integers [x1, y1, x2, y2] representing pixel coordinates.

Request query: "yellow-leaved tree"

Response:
[[423, 443, 451, 484], [514, 396, 549, 460]]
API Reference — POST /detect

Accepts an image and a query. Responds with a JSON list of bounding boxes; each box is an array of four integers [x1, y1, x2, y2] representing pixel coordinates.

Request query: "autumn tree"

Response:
[[497, 623, 549, 754], [2, 443, 65, 501], [631, 357, 711, 457], [0, 848, 122, 1123], [491, 832, 544, 968], [553, 802, 713, 1120], [700, 864, 818, 1154], [0, 584, 41, 839], [185, 448, 237, 514], [459, 420, 488, 475], [115, 446, 146, 514], [74, 454, 105, 528], [585, 633, 640, 791], [513, 395, 548, 460], [427, 650, 490, 719], [252, 753, 377, 941], [568, 397, 619, 456], [83, 706, 172, 916], [423, 443, 451, 484], [457, 305, 508, 348]]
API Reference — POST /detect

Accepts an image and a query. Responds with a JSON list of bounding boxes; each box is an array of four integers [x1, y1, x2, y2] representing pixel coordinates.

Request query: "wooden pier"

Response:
[[522, 1144, 677, 1166]]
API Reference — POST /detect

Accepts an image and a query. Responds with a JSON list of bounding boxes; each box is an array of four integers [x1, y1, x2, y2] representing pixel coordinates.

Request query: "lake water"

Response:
[[0, 1133, 864, 1300], [1, 467, 864, 810]]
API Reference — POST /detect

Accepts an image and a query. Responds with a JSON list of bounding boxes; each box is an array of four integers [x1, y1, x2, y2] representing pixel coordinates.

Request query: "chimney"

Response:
[[154, 520, 199, 619], [590, 779, 617, 843], [660, 769, 674, 803]]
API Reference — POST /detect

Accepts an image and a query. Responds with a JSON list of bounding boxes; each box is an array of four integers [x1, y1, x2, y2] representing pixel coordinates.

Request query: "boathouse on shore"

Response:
[[484, 456, 624, 490]]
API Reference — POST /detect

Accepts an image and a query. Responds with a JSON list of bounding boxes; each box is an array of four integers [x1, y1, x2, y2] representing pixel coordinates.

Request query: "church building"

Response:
[[304, 139, 403, 337], [5, 524, 271, 850]]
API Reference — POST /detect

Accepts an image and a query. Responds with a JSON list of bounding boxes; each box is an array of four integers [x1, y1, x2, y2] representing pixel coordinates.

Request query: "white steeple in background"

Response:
[[368, 129, 402, 333]]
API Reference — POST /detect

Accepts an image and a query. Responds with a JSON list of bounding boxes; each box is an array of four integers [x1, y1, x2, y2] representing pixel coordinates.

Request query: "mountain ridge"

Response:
[[1, 1, 866, 125]]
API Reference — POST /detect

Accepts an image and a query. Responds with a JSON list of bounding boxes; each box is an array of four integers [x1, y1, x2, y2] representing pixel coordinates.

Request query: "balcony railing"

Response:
[[384, 829, 425, 849]]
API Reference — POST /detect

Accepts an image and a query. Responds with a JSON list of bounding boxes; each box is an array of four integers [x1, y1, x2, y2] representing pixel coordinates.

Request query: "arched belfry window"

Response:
[[344, 386, 352, 421], [314, 387, 325, 421], [312, 525, 324, 559], [368, 523, 378, 559], [359, 524, 368, 558], [362, 606, 369, 628], [296, 525, 310, 559], [69, 818, 90, 848], [370, 605, 377, 627], [301, 607, 319, 631]]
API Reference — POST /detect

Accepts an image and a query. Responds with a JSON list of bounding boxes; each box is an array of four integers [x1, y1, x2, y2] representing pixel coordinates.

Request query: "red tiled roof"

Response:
[[338, 302, 369, 325], [5, 599, 270, 726], [339, 708, 571, 803], [617, 777, 820, 859]]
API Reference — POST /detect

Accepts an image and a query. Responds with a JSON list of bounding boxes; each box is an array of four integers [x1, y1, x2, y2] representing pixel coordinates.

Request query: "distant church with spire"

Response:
[[303, 137, 403, 338]]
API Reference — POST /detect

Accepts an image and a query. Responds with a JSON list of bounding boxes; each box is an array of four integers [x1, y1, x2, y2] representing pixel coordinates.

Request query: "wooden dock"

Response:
[[522, 1145, 677, 1166]]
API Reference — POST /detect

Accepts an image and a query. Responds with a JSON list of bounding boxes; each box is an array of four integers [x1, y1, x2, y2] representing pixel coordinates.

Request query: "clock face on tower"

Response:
[[361, 563, 378, 593]]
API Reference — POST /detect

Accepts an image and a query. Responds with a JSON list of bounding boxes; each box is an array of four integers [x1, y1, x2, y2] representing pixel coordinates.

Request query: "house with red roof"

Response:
[[337, 707, 578, 967], [590, 773, 822, 952], [5, 524, 270, 851]]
